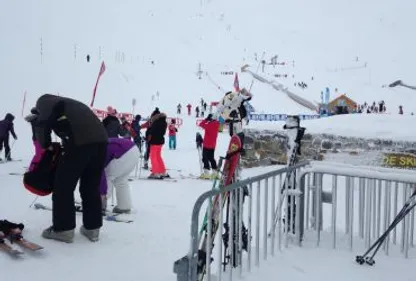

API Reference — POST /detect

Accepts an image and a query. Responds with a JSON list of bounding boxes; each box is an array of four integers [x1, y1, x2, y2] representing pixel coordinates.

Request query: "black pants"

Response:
[[133, 136, 142, 153], [144, 142, 150, 162], [52, 143, 106, 231], [202, 148, 217, 170], [0, 136, 11, 160]]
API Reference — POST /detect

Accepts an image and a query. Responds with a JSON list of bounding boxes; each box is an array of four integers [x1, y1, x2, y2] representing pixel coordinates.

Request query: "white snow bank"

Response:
[[247, 114, 416, 142]]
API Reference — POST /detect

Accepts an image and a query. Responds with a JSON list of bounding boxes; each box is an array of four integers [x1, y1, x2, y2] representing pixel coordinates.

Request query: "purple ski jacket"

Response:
[[0, 113, 17, 139], [100, 138, 135, 195]]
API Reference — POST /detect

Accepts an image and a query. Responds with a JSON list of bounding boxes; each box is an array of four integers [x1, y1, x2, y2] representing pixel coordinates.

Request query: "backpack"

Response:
[[23, 143, 61, 196]]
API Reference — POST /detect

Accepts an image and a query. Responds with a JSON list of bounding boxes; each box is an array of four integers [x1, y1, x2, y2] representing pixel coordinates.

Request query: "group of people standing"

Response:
[[18, 94, 180, 244], [3, 87, 250, 245]]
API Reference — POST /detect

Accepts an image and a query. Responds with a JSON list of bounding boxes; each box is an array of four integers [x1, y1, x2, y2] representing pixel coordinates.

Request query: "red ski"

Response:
[[0, 232, 24, 257], [197, 134, 242, 281], [8, 229, 44, 251]]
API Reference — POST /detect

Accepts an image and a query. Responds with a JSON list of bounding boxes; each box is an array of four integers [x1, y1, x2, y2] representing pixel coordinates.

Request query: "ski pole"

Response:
[[248, 51, 266, 92], [29, 196, 39, 208], [356, 189, 416, 265], [5, 139, 16, 160], [357, 201, 415, 265]]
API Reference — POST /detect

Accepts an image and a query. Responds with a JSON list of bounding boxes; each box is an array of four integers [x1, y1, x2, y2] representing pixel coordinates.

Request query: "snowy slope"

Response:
[[1, 114, 415, 281]]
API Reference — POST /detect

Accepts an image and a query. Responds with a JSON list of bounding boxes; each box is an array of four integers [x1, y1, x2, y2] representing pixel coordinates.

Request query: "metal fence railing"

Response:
[[297, 162, 416, 257], [173, 162, 307, 281], [173, 161, 416, 281]]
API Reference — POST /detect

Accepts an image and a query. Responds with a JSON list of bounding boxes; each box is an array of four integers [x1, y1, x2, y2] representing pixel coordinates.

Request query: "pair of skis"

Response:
[[196, 134, 243, 281], [34, 202, 133, 223], [356, 188, 416, 266], [0, 230, 43, 257]]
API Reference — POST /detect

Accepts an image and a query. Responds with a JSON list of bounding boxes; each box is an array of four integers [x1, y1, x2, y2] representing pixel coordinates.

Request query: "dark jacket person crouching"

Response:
[[33, 94, 108, 243]]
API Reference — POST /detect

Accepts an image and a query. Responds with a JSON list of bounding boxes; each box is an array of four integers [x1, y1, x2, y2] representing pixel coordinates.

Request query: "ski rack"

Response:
[[173, 161, 308, 281]]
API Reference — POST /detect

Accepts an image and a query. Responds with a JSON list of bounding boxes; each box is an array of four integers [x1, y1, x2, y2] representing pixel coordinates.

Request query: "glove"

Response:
[[24, 113, 38, 122], [0, 220, 24, 235]]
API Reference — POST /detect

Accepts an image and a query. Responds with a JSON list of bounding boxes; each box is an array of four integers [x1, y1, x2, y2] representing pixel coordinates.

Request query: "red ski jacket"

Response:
[[168, 124, 177, 136], [199, 119, 220, 149]]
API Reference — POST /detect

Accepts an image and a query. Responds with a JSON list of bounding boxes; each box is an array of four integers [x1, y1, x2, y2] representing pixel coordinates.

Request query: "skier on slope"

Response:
[[168, 119, 178, 150], [0, 113, 18, 161], [147, 108, 169, 179], [198, 113, 220, 179], [186, 103, 192, 116], [131, 114, 143, 152], [100, 138, 140, 214], [31, 94, 108, 243]]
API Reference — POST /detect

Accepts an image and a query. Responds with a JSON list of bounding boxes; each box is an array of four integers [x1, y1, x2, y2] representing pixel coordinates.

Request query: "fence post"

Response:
[[297, 172, 306, 245]]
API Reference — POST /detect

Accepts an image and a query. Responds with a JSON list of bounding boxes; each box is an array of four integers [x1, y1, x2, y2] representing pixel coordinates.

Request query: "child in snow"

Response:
[[119, 116, 132, 139], [100, 138, 140, 214], [198, 114, 220, 179], [0, 113, 18, 161], [24, 108, 45, 171], [102, 106, 121, 138], [168, 119, 178, 150], [131, 114, 143, 152]]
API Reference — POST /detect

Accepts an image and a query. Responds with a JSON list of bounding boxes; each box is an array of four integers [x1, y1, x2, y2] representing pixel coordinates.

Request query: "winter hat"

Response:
[[171, 118, 176, 124], [31, 107, 39, 115], [151, 107, 160, 117], [5, 113, 15, 122], [135, 114, 142, 121], [25, 108, 39, 122], [107, 106, 117, 116]]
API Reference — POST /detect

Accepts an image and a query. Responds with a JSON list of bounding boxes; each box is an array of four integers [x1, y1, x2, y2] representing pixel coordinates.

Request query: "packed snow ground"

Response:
[[247, 114, 416, 142], [1, 115, 415, 281]]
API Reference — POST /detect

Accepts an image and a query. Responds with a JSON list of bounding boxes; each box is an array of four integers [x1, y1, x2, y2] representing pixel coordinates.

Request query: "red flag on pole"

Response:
[[90, 61, 106, 107], [233, 72, 240, 92]]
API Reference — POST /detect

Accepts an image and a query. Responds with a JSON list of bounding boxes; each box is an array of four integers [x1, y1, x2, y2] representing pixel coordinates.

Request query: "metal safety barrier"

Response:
[[174, 161, 416, 281], [173, 162, 307, 281], [298, 162, 416, 257]]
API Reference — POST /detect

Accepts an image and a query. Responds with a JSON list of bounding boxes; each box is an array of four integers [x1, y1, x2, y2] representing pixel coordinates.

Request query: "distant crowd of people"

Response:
[[176, 98, 212, 118]]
